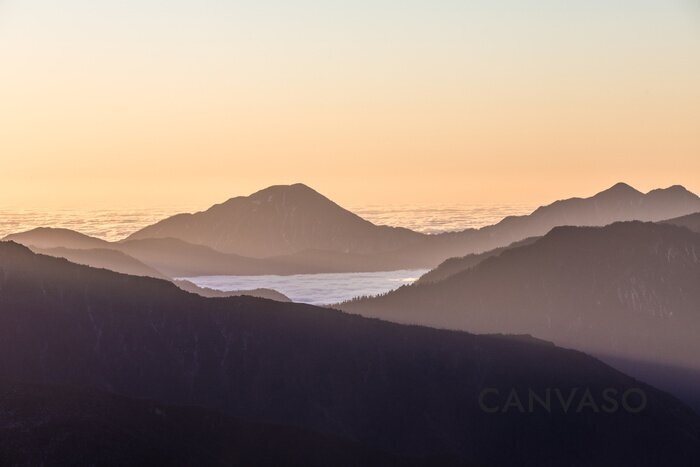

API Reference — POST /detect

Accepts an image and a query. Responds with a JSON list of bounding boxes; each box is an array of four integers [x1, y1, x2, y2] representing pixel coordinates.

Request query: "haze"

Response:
[[1, 0, 699, 208]]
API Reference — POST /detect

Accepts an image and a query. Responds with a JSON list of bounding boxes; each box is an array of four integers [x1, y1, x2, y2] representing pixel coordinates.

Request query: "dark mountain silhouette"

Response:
[[1, 241, 699, 465], [341, 222, 700, 410], [664, 212, 700, 234], [0, 381, 400, 466], [126, 183, 424, 257]]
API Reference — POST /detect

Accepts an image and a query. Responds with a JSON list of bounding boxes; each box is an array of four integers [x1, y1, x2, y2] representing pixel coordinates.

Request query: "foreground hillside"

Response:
[[1, 242, 699, 465], [0, 381, 399, 466]]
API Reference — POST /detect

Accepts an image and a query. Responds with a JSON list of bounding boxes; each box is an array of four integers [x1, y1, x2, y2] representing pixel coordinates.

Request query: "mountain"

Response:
[[415, 237, 539, 284], [117, 237, 287, 276], [124, 182, 700, 272], [663, 212, 700, 234], [7, 183, 700, 275], [2, 241, 699, 464], [6, 230, 292, 301], [4, 227, 110, 250], [126, 183, 424, 257], [388, 182, 700, 268], [0, 380, 399, 466], [5, 227, 397, 276], [173, 279, 291, 302], [341, 221, 700, 410], [3, 228, 281, 276]]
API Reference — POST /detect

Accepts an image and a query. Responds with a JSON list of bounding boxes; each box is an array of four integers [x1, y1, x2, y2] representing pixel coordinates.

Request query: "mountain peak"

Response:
[[648, 184, 698, 198], [597, 182, 642, 197], [250, 183, 322, 199]]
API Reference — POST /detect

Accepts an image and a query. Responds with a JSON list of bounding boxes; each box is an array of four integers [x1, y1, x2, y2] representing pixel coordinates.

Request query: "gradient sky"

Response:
[[1, 0, 699, 209]]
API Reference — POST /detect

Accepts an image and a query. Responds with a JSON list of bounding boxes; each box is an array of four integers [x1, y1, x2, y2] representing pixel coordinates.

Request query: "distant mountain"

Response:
[[7, 230, 291, 301], [173, 279, 291, 302], [341, 221, 700, 410], [117, 237, 287, 276], [4, 228, 280, 276], [5, 183, 700, 275], [390, 183, 700, 268], [418, 209, 700, 285], [415, 237, 539, 284], [5, 227, 401, 276], [663, 212, 700, 234], [0, 380, 398, 466], [4, 227, 110, 250], [123, 182, 700, 271], [2, 241, 699, 464], [32, 246, 169, 279], [126, 183, 424, 257]]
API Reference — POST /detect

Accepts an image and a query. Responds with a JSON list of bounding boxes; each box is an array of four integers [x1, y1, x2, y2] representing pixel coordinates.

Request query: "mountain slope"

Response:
[[663, 212, 700, 234], [415, 237, 539, 284], [6, 232, 292, 301], [1, 241, 699, 464], [173, 279, 291, 302], [126, 183, 424, 257], [32, 246, 169, 279], [0, 381, 399, 466], [341, 221, 700, 410]]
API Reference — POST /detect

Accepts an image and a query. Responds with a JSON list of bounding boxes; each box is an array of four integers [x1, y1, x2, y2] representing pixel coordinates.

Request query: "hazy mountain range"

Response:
[[5, 182, 700, 279], [1, 241, 699, 465], [340, 221, 700, 411]]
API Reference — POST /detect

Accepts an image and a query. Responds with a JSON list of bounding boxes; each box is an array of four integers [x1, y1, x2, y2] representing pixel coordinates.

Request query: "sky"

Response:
[[1, 0, 699, 209]]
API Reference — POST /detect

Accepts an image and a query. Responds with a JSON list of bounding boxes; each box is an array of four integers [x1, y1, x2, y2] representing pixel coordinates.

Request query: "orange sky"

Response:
[[1, 1, 699, 209]]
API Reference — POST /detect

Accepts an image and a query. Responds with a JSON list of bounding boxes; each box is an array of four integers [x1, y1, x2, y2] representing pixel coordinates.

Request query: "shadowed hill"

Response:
[[341, 221, 700, 410], [1, 241, 699, 464]]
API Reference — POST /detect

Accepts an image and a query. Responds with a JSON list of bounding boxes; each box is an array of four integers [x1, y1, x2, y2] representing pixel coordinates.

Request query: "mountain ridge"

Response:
[[340, 221, 700, 410], [5, 183, 700, 275]]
